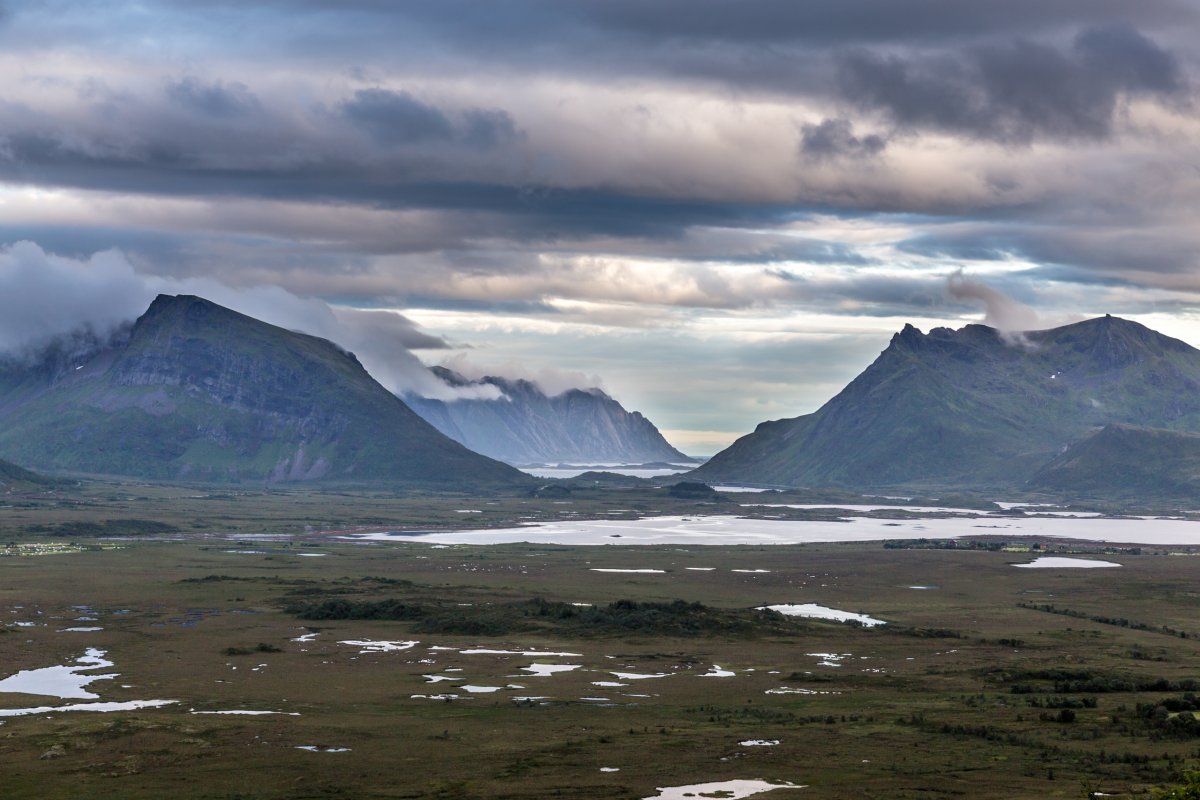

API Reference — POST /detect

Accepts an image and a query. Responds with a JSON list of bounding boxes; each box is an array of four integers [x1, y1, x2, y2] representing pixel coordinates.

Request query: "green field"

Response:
[[3, 484, 1200, 798]]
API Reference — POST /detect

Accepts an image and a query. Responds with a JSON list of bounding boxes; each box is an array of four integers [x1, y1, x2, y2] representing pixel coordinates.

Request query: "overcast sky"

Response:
[[1, 1, 1198, 453]]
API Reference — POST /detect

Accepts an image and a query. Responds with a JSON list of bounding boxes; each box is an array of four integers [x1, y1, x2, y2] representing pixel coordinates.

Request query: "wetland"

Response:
[[3, 481, 1200, 797]]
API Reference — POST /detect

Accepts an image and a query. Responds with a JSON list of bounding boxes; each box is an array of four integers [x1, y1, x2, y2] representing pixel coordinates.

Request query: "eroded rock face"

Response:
[[0, 294, 529, 488]]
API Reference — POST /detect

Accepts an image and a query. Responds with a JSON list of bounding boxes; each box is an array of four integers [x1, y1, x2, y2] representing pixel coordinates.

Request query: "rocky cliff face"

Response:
[[0, 295, 530, 487], [691, 316, 1200, 492], [405, 367, 690, 465]]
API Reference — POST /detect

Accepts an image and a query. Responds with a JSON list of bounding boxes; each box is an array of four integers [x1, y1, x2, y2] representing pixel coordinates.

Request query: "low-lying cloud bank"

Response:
[[0, 241, 501, 401]]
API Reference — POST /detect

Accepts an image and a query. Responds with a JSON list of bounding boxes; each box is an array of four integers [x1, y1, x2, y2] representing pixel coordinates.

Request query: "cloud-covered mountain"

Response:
[[404, 367, 691, 466], [691, 316, 1200, 494], [0, 295, 529, 487]]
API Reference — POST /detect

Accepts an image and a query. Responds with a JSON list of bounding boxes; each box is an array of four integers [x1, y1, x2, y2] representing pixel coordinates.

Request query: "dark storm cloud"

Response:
[[565, 1, 1195, 46], [339, 89, 455, 144], [338, 89, 519, 148], [461, 108, 519, 148], [0, 128, 789, 242], [800, 118, 888, 160], [837, 25, 1186, 143], [0, 1, 1195, 289], [155, 1, 1192, 53]]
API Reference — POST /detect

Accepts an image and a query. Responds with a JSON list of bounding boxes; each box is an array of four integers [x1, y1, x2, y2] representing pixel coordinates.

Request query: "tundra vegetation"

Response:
[[3, 481, 1200, 798]]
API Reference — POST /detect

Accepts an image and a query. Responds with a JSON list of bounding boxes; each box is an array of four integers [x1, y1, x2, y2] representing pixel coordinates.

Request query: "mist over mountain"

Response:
[[0, 295, 530, 487], [692, 315, 1200, 494], [404, 367, 691, 466]]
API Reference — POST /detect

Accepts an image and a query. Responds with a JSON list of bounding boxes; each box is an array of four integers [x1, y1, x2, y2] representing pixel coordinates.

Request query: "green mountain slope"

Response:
[[692, 316, 1200, 491], [0, 457, 56, 493], [1029, 424, 1200, 499], [0, 295, 531, 487]]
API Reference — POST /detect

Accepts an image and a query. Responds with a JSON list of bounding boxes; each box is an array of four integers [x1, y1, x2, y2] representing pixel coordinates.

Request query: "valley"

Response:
[[3, 484, 1200, 798]]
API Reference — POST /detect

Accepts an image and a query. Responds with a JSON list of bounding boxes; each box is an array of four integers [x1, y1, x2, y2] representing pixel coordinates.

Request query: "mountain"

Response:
[[1029, 423, 1200, 499], [0, 457, 56, 493], [0, 295, 530, 487], [403, 367, 690, 465], [691, 316, 1200, 492]]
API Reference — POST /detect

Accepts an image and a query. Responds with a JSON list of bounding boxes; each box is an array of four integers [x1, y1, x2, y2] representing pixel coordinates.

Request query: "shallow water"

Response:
[[296, 745, 351, 752], [700, 665, 735, 678], [522, 465, 689, 479], [760, 604, 885, 627], [460, 648, 582, 657], [1013, 556, 1121, 569], [0, 700, 175, 718], [352, 513, 1200, 546], [610, 671, 670, 680], [338, 639, 418, 653], [520, 663, 581, 677], [0, 648, 115, 699], [644, 779, 802, 800], [589, 568, 666, 574], [191, 709, 300, 716]]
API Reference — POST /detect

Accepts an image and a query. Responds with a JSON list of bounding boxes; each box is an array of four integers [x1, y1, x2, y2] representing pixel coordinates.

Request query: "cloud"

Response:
[[944, 269, 1043, 340], [461, 108, 519, 148], [436, 352, 604, 396], [339, 88, 456, 144], [0, 240, 497, 400], [339, 88, 519, 149], [166, 77, 260, 118], [837, 25, 1186, 143], [0, 241, 152, 357], [800, 117, 888, 160]]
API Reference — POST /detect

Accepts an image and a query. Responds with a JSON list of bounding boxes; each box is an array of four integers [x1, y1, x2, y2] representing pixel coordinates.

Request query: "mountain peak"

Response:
[[693, 313, 1200, 491], [406, 371, 687, 465], [0, 295, 528, 486], [143, 293, 232, 320]]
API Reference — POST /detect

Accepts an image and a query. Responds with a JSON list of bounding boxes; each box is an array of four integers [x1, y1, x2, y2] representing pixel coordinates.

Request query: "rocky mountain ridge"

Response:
[[0, 295, 530, 487], [691, 315, 1200, 495], [405, 367, 690, 465]]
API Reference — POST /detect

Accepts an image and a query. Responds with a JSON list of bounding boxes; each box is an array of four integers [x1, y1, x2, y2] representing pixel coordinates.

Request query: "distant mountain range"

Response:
[[692, 316, 1200, 497], [0, 295, 529, 487], [404, 367, 691, 466]]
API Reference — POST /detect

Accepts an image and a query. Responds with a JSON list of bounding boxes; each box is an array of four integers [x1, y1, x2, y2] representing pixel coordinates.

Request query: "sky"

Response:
[[1, 1, 1199, 454]]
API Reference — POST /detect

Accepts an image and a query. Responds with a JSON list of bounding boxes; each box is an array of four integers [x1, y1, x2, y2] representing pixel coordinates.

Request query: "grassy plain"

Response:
[[2, 483, 1200, 798]]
